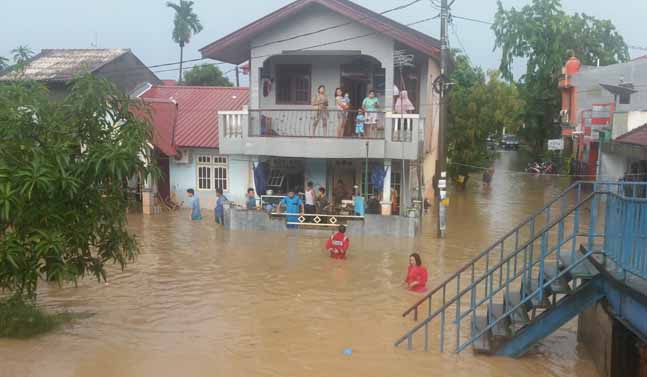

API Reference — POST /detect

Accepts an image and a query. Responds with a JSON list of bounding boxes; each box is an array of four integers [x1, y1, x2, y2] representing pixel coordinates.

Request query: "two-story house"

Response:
[[183, 0, 440, 215]]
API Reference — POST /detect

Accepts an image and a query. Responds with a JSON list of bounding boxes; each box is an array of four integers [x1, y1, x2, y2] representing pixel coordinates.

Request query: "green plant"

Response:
[[0, 297, 71, 338], [0, 75, 156, 300], [184, 64, 233, 87]]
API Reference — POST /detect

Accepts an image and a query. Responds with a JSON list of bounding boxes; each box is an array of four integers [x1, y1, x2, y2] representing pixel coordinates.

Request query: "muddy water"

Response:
[[0, 151, 599, 377]]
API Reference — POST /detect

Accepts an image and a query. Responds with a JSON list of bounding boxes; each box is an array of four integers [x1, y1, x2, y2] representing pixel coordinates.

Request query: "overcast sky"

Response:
[[2, 0, 646, 83]]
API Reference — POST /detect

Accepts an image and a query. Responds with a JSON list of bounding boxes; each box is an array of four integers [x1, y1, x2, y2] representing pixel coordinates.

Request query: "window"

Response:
[[276, 64, 311, 104], [196, 155, 228, 191]]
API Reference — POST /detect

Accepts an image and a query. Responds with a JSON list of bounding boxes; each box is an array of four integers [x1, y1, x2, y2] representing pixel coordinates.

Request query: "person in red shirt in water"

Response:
[[325, 225, 350, 259], [405, 253, 428, 292]]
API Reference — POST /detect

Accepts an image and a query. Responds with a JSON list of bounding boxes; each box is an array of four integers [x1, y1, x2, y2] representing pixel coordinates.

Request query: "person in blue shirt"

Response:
[[246, 188, 257, 210], [186, 188, 202, 220], [278, 189, 304, 229], [214, 188, 227, 225]]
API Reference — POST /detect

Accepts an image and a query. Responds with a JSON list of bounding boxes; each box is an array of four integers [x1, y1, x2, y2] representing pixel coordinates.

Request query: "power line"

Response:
[[629, 45, 647, 52], [251, 14, 440, 61], [251, 0, 426, 49], [450, 20, 468, 55], [452, 14, 493, 25]]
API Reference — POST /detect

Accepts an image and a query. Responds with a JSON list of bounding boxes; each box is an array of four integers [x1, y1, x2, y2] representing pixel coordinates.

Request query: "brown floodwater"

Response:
[[0, 151, 599, 377]]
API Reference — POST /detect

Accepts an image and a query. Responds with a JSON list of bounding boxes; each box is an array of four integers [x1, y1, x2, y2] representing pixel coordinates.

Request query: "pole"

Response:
[[436, 0, 450, 238], [235, 65, 240, 87], [365, 141, 369, 198]]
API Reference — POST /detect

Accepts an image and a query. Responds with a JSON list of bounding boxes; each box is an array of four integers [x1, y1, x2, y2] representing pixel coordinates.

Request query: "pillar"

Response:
[[381, 159, 392, 215], [142, 173, 154, 215]]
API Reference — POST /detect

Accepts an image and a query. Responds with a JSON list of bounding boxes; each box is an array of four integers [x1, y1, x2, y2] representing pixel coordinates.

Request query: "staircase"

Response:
[[395, 181, 646, 356]]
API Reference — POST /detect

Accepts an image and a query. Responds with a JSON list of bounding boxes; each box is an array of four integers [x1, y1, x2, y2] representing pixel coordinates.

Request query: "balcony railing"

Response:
[[248, 109, 386, 139]]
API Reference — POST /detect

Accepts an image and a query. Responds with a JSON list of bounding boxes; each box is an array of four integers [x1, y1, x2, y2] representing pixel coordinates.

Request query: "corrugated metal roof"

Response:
[[199, 0, 440, 64], [131, 98, 178, 157], [141, 85, 249, 149], [616, 123, 647, 146], [0, 49, 130, 82]]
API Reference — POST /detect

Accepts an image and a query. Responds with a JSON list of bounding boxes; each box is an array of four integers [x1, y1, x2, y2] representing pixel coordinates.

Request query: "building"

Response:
[[559, 56, 647, 178], [599, 121, 647, 183], [136, 84, 250, 210], [0, 49, 160, 97], [199, 0, 441, 215]]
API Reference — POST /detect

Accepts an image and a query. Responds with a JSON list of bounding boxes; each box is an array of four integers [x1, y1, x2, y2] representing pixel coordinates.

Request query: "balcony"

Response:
[[218, 109, 422, 160]]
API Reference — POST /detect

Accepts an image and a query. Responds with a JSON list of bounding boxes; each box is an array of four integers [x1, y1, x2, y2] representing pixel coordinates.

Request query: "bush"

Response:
[[0, 297, 71, 338]]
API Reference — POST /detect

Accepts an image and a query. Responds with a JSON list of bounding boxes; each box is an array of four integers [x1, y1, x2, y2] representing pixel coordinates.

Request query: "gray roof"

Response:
[[0, 49, 130, 82]]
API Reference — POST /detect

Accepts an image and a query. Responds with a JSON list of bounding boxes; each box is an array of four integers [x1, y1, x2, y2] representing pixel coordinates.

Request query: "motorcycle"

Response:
[[526, 160, 557, 175]]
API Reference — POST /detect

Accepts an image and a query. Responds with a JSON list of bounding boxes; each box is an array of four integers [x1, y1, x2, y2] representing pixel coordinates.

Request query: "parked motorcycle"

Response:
[[526, 160, 557, 175]]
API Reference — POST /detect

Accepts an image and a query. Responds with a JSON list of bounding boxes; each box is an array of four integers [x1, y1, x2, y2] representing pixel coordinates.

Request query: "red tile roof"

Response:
[[140, 86, 249, 149], [616, 123, 647, 146], [132, 98, 178, 157], [200, 0, 440, 64]]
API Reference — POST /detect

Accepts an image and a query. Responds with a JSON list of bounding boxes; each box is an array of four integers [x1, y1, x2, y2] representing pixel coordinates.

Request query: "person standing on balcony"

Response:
[[355, 109, 366, 137], [316, 187, 331, 214], [304, 181, 317, 217], [312, 85, 329, 136], [362, 90, 381, 137], [334, 88, 348, 137]]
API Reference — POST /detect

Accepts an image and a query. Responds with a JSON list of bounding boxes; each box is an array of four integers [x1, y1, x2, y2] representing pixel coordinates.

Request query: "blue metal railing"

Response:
[[603, 193, 647, 279], [396, 181, 647, 353]]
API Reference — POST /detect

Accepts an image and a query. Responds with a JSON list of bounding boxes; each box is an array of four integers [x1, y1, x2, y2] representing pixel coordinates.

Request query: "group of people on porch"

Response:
[[311, 85, 415, 137]]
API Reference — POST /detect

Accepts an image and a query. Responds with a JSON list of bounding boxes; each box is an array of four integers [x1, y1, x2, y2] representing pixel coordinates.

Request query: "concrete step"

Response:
[[542, 262, 572, 294], [471, 315, 493, 354], [488, 303, 512, 338], [504, 290, 530, 330]]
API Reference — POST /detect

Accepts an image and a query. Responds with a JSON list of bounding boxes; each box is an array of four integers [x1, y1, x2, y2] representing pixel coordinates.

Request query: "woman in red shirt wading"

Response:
[[325, 225, 350, 259], [405, 253, 428, 292]]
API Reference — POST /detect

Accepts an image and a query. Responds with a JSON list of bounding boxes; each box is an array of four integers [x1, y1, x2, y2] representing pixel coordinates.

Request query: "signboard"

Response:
[[591, 103, 613, 125], [394, 50, 415, 68], [547, 139, 564, 151]]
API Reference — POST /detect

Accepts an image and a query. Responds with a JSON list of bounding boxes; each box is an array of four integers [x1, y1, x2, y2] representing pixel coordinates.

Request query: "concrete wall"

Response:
[[169, 148, 253, 209], [599, 151, 628, 181], [612, 111, 647, 140], [579, 302, 614, 377], [304, 159, 327, 190], [226, 209, 419, 237], [249, 4, 395, 111]]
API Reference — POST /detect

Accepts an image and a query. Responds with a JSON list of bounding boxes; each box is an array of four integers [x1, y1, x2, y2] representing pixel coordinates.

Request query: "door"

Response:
[[157, 157, 171, 200]]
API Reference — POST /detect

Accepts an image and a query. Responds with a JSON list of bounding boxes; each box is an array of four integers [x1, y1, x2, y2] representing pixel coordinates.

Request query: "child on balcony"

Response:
[[326, 225, 350, 259], [362, 90, 381, 136], [355, 109, 366, 137]]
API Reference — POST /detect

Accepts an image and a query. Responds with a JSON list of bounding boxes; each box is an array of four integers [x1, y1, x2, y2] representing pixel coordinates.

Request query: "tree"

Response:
[[167, 0, 203, 83], [447, 54, 525, 180], [0, 57, 8, 72], [183, 64, 233, 86], [492, 0, 628, 152], [11, 45, 34, 65], [0, 75, 156, 300]]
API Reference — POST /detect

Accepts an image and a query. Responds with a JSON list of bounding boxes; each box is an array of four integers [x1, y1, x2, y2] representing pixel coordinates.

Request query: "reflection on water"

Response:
[[0, 151, 598, 377]]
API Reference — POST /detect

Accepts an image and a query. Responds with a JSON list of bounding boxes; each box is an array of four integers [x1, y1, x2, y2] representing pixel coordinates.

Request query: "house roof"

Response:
[[0, 49, 131, 82], [200, 0, 441, 64], [616, 123, 647, 146], [140, 85, 249, 149], [132, 98, 178, 157]]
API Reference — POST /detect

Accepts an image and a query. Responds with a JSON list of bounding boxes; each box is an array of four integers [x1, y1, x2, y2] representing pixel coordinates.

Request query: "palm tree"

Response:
[[0, 56, 8, 72], [11, 45, 34, 65], [166, 1, 203, 83]]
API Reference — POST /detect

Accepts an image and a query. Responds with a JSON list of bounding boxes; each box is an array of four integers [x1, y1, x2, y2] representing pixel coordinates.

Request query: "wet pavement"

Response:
[[0, 151, 599, 377]]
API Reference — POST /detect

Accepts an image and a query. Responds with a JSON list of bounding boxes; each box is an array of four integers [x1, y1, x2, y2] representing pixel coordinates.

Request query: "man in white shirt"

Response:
[[304, 181, 316, 215]]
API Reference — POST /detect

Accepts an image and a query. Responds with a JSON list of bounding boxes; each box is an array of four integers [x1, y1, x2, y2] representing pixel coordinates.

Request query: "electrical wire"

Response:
[[452, 14, 493, 25]]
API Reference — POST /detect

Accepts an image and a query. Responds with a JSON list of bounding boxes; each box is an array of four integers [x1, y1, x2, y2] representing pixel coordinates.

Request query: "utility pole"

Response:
[[235, 65, 240, 87], [436, 0, 450, 238]]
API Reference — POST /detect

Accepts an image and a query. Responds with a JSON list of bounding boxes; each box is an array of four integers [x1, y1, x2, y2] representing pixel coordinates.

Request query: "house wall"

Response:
[[169, 148, 252, 209], [304, 159, 328, 191], [599, 151, 627, 181], [248, 4, 395, 111], [612, 111, 647, 140], [572, 59, 647, 129], [94, 52, 160, 95]]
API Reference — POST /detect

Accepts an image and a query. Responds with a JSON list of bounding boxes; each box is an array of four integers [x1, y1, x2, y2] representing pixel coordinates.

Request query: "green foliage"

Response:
[[0, 57, 8, 72], [0, 75, 155, 300], [11, 45, 34, 65], [0, 297, 72, 338], [167, 0, 203, 47], [184, 64, 233, 87], [447, 54, 525, 178], [492, 0, 628, 152]]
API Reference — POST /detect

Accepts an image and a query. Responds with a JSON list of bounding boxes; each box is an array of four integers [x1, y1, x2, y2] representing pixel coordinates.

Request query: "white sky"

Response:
[[2, 0, 646, 83]]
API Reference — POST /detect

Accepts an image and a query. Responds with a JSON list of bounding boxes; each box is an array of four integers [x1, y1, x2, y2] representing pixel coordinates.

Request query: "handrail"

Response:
[[402, 180, 586, 318], [394, 193, 596, 347]]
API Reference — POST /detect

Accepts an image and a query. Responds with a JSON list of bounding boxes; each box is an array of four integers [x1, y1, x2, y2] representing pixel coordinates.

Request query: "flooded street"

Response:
[[0, 151, 599, 377]]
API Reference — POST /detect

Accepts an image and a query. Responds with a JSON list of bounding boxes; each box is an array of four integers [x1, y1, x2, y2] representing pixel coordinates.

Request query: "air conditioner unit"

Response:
[[174, 149, 191, 164]]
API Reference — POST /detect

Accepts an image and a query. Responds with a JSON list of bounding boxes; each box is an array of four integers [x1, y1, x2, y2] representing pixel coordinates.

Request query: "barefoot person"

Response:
[[312, 85, 329, 136], [326, 225, 350, 259], [405, 253, 428, 292]]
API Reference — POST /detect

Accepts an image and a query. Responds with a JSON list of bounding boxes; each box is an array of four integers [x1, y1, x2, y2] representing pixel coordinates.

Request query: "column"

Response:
[[142, 173, 154, 215], [381, 159, 392, 215]]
